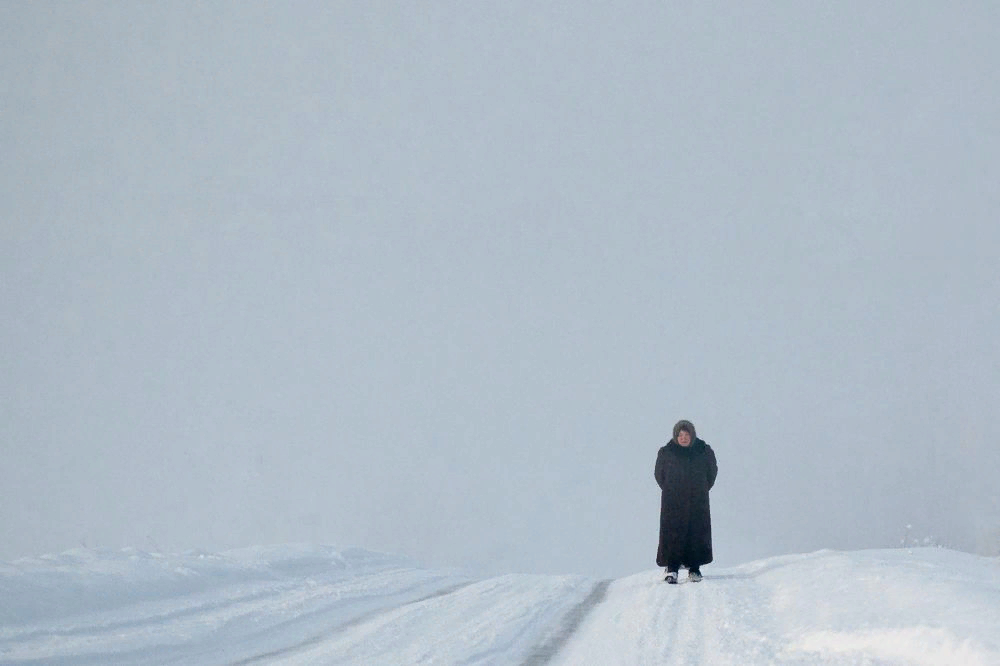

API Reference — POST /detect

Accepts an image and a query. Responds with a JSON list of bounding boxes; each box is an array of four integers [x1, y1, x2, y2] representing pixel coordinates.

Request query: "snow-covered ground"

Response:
[[2, 545, 998, 665]]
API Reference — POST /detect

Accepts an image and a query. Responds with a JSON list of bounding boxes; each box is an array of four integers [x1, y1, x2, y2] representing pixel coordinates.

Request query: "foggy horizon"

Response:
[[3, 2, 999, 579]]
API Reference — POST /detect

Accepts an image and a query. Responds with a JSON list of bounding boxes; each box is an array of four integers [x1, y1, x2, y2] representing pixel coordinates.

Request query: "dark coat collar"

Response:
[[667, 437, 705, 455]]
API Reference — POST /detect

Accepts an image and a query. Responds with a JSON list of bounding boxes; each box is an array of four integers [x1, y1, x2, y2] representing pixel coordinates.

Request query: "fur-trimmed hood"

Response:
[[672, 419, 697, 442]]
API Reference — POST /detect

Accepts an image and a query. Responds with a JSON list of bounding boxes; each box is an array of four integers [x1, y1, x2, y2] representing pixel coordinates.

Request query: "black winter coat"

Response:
[[655, 438, 718, 569]]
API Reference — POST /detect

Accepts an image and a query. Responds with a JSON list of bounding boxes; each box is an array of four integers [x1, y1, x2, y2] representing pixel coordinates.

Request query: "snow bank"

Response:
[[0, 544, 408, 625], [0, 544, 447, 664]]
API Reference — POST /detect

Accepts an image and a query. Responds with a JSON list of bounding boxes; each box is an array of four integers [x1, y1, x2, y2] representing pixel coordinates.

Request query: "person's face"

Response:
[[677, 430, 692, 447]]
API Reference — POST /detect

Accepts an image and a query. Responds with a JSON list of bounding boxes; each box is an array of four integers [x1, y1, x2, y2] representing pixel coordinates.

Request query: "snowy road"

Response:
[[555, 550, 1000, 665], [2, 545, 999, 664]]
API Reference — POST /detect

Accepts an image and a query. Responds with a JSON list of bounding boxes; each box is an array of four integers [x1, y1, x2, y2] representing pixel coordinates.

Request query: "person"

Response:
[[654, 420, 718, 583]]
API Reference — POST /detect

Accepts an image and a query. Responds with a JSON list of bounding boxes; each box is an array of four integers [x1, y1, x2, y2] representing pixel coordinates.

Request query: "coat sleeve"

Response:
[[705, 445, 718, 490], [654, 448, 666, 490]]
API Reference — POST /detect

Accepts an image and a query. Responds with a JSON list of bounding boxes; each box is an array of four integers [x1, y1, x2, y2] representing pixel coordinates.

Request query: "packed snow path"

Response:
[[2, 545, 999, 664], [553, 549, 1000, 665]]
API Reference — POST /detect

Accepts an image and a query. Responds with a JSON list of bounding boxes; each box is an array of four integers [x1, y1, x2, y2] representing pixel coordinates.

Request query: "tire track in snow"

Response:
[[657, 576, 686, 662], [672, 579, 706, 664], [520, 579, 611, 665], [229, 581, 476, 665]]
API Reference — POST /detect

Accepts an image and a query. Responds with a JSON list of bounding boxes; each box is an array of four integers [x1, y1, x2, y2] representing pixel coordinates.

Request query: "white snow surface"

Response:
[[1, 545, 998, 665]]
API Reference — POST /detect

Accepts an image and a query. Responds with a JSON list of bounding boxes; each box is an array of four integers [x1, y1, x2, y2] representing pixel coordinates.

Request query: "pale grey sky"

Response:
[[3, 2, 999, 577]]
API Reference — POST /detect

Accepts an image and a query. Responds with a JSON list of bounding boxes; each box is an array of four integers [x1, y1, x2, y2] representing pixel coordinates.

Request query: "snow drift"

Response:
[[2, 545, 998, 664]]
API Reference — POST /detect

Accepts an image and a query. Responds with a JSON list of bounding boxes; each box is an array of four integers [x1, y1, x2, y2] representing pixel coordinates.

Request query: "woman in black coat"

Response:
[[655, 420, 718, 583]]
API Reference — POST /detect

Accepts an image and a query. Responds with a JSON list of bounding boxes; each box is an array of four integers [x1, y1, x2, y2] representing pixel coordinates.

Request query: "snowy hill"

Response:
[[2, 546, 998, 665]]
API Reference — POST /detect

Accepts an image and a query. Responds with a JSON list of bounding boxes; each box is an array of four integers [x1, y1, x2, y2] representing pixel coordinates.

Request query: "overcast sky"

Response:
[[3, 2, 999, 578]]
